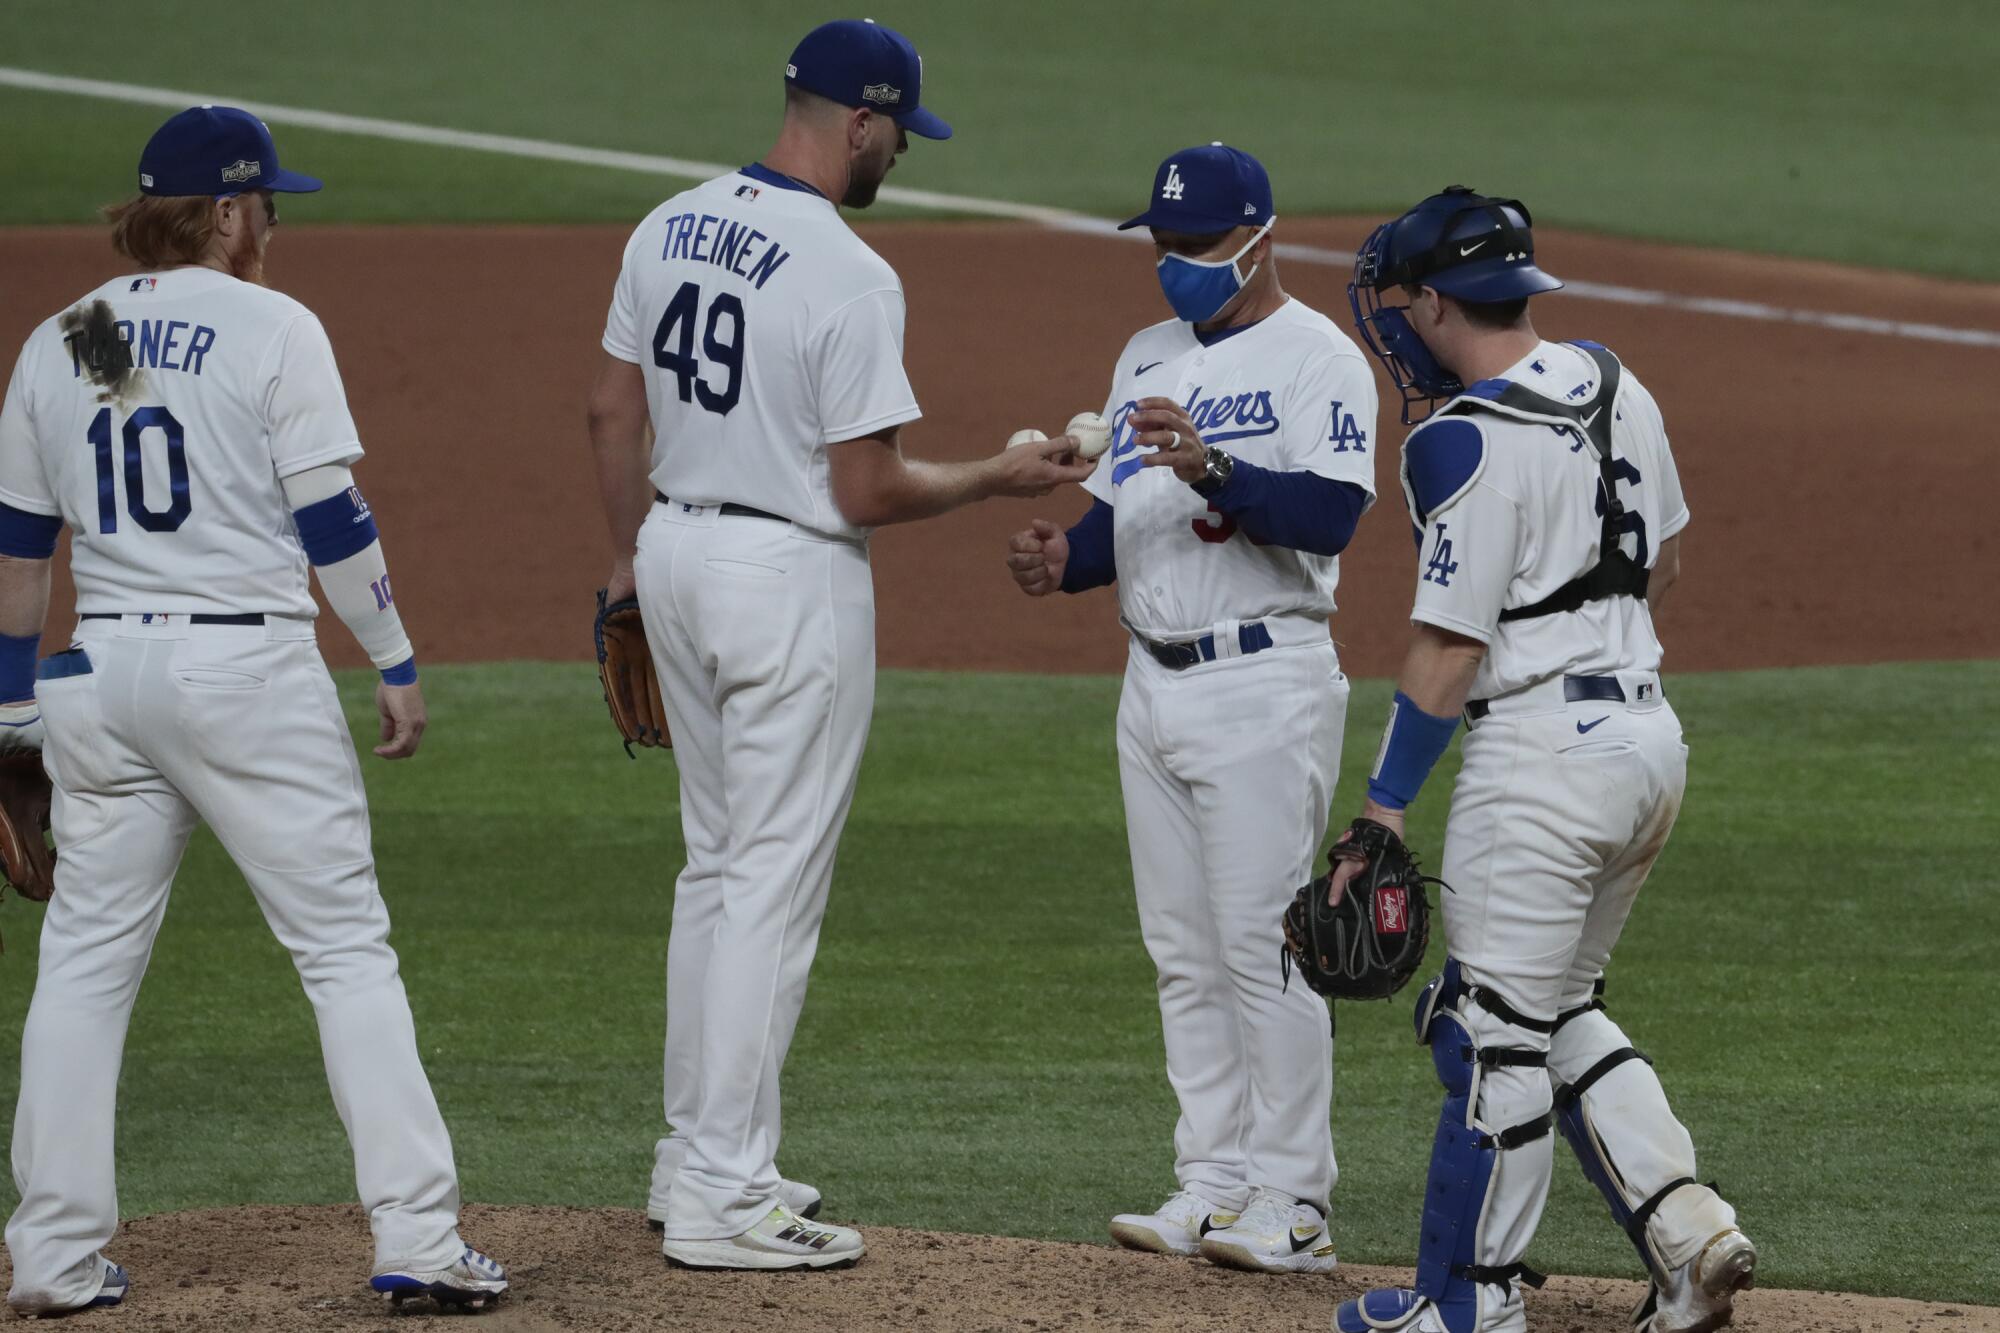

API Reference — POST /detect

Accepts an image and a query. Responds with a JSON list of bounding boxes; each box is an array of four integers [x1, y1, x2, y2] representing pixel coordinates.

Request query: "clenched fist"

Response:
[[1006, 519, 1070, 597]]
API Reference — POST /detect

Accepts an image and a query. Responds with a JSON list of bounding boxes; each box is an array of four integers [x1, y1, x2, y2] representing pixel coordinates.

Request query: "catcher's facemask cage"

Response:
[[1349, 186, 1564, 425]]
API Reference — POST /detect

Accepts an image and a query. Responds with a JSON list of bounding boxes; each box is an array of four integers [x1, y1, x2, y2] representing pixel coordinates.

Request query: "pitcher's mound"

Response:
[[1, 1203, 1990, 1331]]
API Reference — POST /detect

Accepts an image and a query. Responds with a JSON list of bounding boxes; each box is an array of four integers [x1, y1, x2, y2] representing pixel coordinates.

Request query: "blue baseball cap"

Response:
[[138, 105, 322, 198], [785, 19, 952, 140], [1119, 143, 1273, 235]]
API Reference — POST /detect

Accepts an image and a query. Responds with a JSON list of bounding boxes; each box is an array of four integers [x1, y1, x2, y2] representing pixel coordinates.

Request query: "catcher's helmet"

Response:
[[1348, 186, 1564, 422]]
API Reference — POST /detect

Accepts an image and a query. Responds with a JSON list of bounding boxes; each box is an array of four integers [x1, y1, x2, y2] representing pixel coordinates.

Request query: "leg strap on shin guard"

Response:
[[1625, 1176, 1699, 1254], [1459, 1262, 1548, 1290], [1552, 1046, 1651, 1111]]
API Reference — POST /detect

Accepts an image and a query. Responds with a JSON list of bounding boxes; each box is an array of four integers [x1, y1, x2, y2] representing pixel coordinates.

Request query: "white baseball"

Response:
[[1007, 428, 1049, 448], [1066, 412, 1112, 460]]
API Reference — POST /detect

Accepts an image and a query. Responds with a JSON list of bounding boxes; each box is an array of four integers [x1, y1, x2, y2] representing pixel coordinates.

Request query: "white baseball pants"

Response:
[[635, 504, 874, 1241], [1115, 633, 1344, 1210], [1440, 679, 1736, 1322], [6, 616, 464, 1312]]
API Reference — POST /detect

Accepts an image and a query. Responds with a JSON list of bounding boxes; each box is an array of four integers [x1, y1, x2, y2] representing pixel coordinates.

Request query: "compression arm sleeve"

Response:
[[1059, 498, 1116, 593], [280, 464, 415, 681], [1204, 459, 1367, 556]]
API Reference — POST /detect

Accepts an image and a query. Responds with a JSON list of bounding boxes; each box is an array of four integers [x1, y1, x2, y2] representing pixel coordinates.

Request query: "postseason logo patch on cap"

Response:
[[861, 82, 901, 105], [220, 159, 261, 185]]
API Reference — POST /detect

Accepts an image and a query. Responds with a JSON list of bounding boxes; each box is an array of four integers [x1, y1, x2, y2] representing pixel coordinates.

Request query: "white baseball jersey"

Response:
[[1082, 298, 1377, 637], [0, 268, 363, 616], [602, 167, 922, 541], [1401, 339, 1689, 698]]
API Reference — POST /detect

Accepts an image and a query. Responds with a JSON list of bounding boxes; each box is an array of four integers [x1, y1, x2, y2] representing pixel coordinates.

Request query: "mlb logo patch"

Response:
[[1638, 682, 1655, 701], [129, 277, 157, 293], [1374, 886, 1409, 935], [735, 184, 761, 200]]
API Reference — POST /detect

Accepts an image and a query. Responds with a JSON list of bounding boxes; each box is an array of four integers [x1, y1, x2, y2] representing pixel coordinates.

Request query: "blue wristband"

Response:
[[1365, 691, 1460, 811], [380, 656, 417, 686], [0, 631, 36, 703]]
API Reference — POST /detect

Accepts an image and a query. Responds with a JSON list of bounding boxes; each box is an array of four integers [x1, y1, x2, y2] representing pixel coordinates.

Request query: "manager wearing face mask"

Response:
[[1004, 143, 1381, 1274]]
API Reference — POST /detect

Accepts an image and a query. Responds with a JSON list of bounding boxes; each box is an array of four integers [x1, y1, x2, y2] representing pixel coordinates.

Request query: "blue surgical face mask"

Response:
[[1156, 221, 1272, 324]]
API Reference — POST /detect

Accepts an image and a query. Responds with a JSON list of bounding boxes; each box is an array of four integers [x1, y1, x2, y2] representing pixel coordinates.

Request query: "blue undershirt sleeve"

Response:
[[1058, 499, 1116, 593], [1204, 460, 1367, 556]]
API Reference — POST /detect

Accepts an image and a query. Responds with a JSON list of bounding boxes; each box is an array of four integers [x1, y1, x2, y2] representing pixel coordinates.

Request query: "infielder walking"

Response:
[[589, 20, 1090, 1270], [1006, 144, 1378, 1274], [1327, 187, 1754, 1333], [0, 107, 506, 1314]]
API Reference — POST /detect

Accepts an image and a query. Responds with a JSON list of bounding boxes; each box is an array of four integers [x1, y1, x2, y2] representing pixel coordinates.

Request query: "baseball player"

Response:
[[588, 19, 1091, 1271], [1006, 144, 1378, 1274], [0, 107, 506, 1315], [1326, 187, 1754, 1333]]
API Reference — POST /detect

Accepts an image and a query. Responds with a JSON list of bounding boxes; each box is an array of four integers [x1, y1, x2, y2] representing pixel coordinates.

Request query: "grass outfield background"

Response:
[[0, 0, 1997, 278], [0, 661, 1993, 1304]]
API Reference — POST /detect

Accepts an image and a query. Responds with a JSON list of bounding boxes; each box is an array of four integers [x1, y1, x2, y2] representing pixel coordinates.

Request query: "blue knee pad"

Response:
[[1409, 961, 1553, 1331]]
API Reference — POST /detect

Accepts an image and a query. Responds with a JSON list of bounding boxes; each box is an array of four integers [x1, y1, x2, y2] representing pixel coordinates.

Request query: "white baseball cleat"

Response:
[[660, 1203, 864, 1271], [1198, 1187, 1338, 1274], [369, 1245, 509, 1311], [7, 1256, 128, 1317], [1644, 1228, 1757, 1333], [1108, 1190, 1240, 1257], [649, 1177, 823, 1228]]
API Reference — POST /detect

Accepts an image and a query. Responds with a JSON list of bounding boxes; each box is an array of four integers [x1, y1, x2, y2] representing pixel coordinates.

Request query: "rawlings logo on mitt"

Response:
[[1281, 817, 1438, 1001], [0, 752, 56, 952], [594, 589, 670, 755]]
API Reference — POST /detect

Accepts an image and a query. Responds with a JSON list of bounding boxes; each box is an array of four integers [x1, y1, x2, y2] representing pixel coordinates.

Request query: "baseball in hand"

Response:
[[1066, 412, 1112, 460], [1007, 428, 1049, 448]]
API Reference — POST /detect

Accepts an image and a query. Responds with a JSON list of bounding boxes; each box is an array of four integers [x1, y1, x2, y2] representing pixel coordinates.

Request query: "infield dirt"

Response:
[[1, 1203, 1993, 1332], [2, 221, 1995, 675]]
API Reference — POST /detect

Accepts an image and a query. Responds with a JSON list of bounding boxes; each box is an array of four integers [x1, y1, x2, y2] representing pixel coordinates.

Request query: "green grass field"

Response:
[[0, 660, 1992, 1304], [3, 1, 1998, 277]]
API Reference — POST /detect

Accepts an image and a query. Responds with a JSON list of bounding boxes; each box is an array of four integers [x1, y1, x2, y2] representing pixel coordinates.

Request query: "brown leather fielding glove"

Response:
[[0, 752, 55, 951], [1281, 817, 1435, 1001], [594, 589, 670, 755]]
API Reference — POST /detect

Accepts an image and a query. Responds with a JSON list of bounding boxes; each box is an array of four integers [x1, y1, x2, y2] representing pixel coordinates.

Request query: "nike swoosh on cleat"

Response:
[[1289, 1227, 1324, 1253], [1198, 1213, 1238, 1236], [1577, 716, 1609, 733], [1137, 361, 1165, 375]]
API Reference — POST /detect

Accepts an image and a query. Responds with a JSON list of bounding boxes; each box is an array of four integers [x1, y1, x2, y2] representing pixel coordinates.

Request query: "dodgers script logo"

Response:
[[1107, 386, 1280, 486]]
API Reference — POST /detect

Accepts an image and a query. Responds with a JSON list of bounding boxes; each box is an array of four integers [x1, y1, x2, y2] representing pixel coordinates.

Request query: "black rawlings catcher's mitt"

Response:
[[1281, 818, 1437, 1000]]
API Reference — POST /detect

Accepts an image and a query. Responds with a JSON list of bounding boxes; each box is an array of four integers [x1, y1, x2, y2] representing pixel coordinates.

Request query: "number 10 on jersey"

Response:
[[87, 405, 191, 534]]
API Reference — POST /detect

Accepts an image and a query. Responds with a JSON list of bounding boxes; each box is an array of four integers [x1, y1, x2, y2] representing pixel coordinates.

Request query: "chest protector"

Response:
[[1441, 342, 1649, 622]]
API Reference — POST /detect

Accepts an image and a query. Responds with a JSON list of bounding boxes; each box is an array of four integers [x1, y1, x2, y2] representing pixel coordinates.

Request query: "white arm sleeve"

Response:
[[281, 463, 414, 673]]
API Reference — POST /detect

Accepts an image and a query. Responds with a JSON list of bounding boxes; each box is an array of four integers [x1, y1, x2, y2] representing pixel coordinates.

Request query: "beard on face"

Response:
[[840, 130, 896, 209]]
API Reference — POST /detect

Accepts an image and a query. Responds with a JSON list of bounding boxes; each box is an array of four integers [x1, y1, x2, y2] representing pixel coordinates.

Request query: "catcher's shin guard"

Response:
[[1550, 987, 1738, 1285], [1337, 961, 1554, 1333]]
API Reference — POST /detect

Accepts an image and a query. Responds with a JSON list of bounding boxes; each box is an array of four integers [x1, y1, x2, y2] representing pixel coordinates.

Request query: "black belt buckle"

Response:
[[1146, 638, 1205, 671]]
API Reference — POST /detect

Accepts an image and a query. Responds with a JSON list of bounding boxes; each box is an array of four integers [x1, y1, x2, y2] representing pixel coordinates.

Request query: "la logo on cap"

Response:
[[1161, 164, 1185, 201]]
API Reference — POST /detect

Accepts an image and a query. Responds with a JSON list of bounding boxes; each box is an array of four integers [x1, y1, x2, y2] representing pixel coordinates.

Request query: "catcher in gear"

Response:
[[1282, 817, 1433, 1002], [595, 590, 670, 753]]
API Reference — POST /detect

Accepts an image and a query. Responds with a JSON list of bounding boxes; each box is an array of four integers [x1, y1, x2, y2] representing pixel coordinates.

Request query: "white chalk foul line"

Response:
[[6, 65, 1997, 350]]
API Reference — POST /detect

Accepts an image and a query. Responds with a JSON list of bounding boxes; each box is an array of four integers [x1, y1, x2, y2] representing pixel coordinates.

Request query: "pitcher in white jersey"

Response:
[[0, 106, 506, 1316], [1325, 188, 1754, 1333], [587, 20, 1091, 1272], [1006, 144, 1377, 1275]]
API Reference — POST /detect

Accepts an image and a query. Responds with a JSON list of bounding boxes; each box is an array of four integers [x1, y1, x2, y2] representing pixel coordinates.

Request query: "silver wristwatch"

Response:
[[1190, 445, 1234, 497]]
